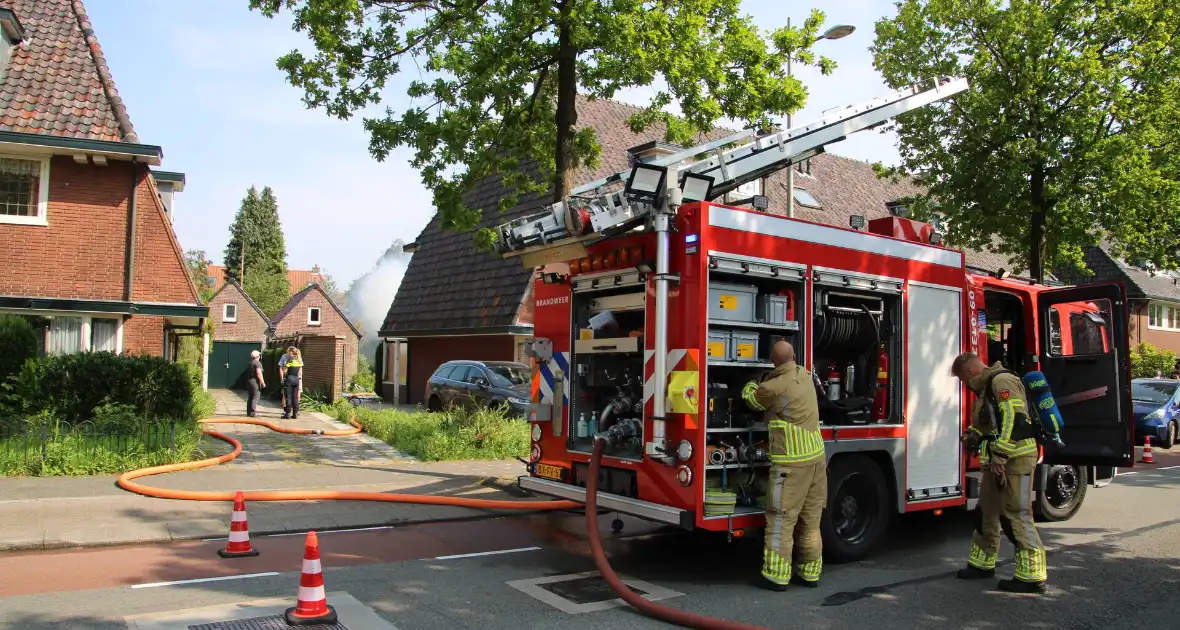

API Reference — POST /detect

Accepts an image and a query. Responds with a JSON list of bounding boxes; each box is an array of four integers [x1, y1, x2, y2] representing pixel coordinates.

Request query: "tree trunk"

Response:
[[1028, 165, 1048, 284], [554, 0, 578, 202]]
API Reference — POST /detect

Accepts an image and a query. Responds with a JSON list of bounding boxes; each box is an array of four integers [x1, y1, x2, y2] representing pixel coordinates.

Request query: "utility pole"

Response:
[[239, 240, 245, 286], [786, 19, 856, 218]]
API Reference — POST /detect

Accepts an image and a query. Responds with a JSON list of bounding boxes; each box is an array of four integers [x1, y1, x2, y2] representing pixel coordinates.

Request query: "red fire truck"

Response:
[[494, 78, 1133, 562]]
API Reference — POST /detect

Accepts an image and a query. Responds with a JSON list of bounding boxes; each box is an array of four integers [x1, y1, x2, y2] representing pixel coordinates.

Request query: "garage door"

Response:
[[209, 341, 263, 389]]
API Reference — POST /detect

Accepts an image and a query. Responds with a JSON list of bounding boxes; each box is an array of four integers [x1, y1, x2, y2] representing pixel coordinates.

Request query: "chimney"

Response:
[[312, 265, 321, 274]]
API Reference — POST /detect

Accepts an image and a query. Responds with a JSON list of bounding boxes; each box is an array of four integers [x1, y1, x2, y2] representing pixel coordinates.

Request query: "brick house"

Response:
[[379, 96, 1018, 405], [271, 283, 362, 398], [206, 263, 326, 296], [205, 278, 272, 388], [1057, 246, 1180, 360], [0, 1, 205, 359]]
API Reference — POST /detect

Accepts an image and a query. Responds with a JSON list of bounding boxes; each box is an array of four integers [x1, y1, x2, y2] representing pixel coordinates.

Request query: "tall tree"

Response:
[[871, 0, 1180, 282], [224, 186, 289, 284], [183, 249, 215, 304], [249, 1, 838, 244], [244, 270, 292, 317]]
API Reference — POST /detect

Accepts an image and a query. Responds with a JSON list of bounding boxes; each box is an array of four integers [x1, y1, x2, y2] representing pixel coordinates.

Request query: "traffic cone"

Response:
[[218, 491, 259, 558], [285, 530, 337, 626], [1143, 437, 1155, 464]]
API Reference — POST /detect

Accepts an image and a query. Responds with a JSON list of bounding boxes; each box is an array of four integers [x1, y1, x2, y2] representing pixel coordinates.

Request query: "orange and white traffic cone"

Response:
[[285, 530, 337, 626], [1143, 436, 1155, 464], [217, 491, 259, 558]]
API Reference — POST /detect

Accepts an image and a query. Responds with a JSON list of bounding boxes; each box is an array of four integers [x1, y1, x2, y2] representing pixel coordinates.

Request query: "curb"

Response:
[[0, 485, 559, 554]]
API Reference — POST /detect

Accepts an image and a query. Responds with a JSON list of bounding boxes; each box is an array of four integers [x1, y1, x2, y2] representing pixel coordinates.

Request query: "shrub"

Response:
[[335, 405, 528, 461], [1130, 342, 1177, 379], [0, 315, 38, 383], [0, 352, 194, 426], [350, 353, 376, 392]]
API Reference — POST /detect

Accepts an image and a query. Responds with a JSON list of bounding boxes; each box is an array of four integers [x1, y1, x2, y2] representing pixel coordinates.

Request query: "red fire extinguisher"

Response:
[[825, 363, 842, 401], [872, 345, 889, 421]]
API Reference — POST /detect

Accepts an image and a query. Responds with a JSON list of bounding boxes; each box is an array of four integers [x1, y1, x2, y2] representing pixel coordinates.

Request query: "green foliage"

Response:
[[250, 1, 838, 244], [0, 352, 195, 426], [260, 348, 286, 396], [1130, 342, 1177, 379], [244, 270, 291, 317], [350, 353, 375, 392], [224, 186, 289, 285], [334, 405, 528, 461], [185, 249, 216, 303], [299, 389, 334, 413], [0, 422, 205, 476], [871, 1, 1180, 282], [0, 315, 38, 384]]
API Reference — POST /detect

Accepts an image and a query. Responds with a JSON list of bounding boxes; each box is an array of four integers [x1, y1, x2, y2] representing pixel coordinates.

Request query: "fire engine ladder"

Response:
[[494, 76, 968, 266]]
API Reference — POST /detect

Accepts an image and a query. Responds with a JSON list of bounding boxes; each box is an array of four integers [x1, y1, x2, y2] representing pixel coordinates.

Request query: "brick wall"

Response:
[[406, 335, 516, 404], [122, 315, 165, 355], [0, 157, 200, 361], [0, 157, 198, 305], [273, 289, 360, 385], [300, 335, 345, 399], [209, 284, 269, 343]]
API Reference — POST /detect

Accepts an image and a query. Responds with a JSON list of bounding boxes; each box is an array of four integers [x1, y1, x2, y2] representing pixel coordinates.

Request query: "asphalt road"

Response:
[[1, 451, 1177, 630]]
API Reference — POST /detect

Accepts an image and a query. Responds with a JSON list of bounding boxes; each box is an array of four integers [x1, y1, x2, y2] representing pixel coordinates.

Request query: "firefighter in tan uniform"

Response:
[[952, 352, 1048, 594], [741, 340, 826, 591]]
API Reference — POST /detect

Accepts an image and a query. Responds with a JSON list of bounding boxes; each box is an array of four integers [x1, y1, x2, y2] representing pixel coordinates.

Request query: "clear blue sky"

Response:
[[85, 0, 907, 285]]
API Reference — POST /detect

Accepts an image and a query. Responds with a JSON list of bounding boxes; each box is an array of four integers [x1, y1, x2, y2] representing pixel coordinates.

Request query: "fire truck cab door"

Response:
[[1035, 283, 1133, 467]]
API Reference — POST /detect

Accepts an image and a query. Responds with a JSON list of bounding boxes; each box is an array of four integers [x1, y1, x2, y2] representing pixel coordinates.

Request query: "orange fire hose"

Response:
[[117, 416, 765, 629], [115, 416, 579, 510], [585, 437, 774, 630]]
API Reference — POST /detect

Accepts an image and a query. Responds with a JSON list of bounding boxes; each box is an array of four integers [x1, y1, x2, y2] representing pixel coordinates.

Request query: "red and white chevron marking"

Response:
[[643, 349, 699, 405]]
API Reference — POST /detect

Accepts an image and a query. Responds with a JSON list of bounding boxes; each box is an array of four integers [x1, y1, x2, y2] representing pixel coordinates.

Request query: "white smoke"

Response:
[[344, 239, 412, 360]]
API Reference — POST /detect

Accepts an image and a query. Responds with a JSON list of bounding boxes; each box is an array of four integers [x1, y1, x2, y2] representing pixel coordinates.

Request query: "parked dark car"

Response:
[[1131, 378, 1179, 449], [424, 360, 532, 416]]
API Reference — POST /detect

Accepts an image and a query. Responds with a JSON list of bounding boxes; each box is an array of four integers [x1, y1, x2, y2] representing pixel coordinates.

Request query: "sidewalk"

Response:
[[0, 390, 539, 552]]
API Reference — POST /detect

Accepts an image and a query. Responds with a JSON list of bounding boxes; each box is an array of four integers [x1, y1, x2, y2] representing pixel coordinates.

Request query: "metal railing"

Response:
[[0, 421, 180, 460]]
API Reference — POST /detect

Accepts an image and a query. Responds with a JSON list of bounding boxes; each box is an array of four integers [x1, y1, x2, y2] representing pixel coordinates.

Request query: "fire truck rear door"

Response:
[[1035, 283, 1133, 467]]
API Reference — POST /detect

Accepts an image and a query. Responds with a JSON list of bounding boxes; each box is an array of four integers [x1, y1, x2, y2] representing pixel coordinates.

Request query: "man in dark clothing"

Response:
[[246, 350, 265, 417]]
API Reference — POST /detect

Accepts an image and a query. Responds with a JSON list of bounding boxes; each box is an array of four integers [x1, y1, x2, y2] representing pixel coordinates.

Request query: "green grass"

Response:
[[0, 422, 207, 476], [334, 405, 529, 462]]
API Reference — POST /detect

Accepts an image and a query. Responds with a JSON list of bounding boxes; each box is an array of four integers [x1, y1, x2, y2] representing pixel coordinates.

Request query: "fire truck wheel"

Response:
[[1033, 465, 1087, 522], [821, 456, 890, 564]]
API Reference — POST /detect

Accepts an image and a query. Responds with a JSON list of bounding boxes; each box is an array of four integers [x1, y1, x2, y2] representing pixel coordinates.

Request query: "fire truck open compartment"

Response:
[[812, 286, 902, 426], [567, 283, 646, 462]]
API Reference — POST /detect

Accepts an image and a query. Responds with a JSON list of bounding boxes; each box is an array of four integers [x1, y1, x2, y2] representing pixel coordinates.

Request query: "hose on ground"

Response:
[[115, 416, 580, 511], [585, 437, 774, 630]]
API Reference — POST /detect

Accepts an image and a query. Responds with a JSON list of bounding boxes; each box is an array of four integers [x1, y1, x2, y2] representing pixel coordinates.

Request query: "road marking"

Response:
[[1118, 464, 1180, 477], [129, 572, 280, 589], [434, 546, 542, 560]]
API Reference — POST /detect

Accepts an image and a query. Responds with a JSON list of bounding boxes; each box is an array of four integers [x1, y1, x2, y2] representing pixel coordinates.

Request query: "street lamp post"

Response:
[[785, 20, 856, 218]]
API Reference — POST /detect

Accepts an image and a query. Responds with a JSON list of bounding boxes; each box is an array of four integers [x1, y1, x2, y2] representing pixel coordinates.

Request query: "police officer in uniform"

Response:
[[282, 347, 304, 420], [741, 340, 826, 591], [952, 352, 1048, 594]]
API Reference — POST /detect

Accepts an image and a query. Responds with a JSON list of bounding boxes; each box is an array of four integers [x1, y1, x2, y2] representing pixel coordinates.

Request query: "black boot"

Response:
[[997, 578, 1046, 594], [957, 566, 995, 580], [791, 575, 819, 588], [281, 411, 290, 419], [760, 579, 788, 592]]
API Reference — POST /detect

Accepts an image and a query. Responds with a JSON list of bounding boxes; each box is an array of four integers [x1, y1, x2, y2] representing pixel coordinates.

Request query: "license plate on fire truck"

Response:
[[535, 463, 566, 481]]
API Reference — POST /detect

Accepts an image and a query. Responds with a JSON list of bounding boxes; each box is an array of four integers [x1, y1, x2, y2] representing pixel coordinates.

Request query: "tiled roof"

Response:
[[272, 283, 362, 338], [382, 97, 1014, 336], [0, 0, 138, 142], [206, 264, 325, 297], [1056, 246, 1180, 303]]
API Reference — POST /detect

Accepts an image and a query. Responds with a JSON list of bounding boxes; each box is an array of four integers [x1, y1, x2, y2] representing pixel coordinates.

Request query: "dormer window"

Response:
[[886, 201, 910, 217], [0, 8, 26, 82]]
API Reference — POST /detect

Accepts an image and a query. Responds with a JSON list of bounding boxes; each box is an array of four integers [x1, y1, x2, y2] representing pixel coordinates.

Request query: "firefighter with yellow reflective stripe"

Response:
[[952, 352, 1047, 594], [741, 340, 826, 591]]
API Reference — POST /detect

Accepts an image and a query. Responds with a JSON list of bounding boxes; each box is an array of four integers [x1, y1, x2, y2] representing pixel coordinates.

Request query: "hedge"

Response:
[[0, 315, 38, 383]]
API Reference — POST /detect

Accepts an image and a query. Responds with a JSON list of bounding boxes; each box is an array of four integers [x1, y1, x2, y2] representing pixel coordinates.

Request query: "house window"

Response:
[[1148, 303, 1180, 331], [47, 316, 83, 355], [223, 303, 238, 323], [91, 318, 118, 352], [792, 187, 821, 209], [308, 307, 322, 326], [0, 156, 49, 226]]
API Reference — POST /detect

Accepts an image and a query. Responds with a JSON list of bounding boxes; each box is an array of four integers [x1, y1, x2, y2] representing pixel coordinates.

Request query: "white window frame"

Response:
[[0, 309, 123, 354], [223, 303, 238, 323], [308, 307, 322, 326], [1147, 302, 1180, 332], [0, 153, 51, 226]]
